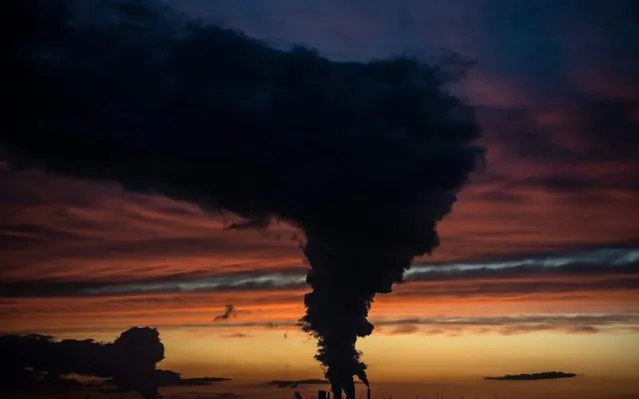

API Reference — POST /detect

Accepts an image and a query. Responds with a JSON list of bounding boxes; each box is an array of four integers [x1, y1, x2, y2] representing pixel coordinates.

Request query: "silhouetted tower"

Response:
[[332, 385, 342, 399], [344, 378, 356, 399]]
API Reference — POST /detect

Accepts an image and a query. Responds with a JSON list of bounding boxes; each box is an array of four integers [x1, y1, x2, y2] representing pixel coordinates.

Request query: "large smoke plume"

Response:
[[4, 1, 484, 397]]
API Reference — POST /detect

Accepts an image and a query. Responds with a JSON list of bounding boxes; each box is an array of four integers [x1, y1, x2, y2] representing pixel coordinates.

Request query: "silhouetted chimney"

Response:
[[344, 379, 355, 399], [332, 386, 342, 399], [318, 390, 327, 399], [367, 387, 371, 399]]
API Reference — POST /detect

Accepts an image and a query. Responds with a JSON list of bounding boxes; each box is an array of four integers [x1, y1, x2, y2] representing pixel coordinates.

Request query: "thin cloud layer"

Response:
[[17, 313, 636, 338], [484, 371, 578, 381], [2, 246, 635, 297], [375, 314, 639, 336]]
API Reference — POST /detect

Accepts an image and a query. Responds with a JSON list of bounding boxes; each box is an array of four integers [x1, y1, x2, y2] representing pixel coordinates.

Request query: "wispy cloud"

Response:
[[10, 311, 635, 338], [59, 313, 638, 337], [484, 371, 578, 381], [218, 332, 252, 339], [373, 313, 639, 336], [2, 246, 636, 298], [226, 313, 639, 337]]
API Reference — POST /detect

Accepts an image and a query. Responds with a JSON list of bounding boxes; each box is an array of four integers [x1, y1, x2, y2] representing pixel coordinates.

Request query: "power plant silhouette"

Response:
[[314, 386, 372, 399]]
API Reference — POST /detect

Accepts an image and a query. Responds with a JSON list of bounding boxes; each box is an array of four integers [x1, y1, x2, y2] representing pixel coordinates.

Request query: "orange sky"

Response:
[[1, 1, 639, 398], [1, 122, 638, 387]]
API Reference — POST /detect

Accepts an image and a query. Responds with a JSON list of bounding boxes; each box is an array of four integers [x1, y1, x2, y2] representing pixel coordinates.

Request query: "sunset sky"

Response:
[[1, 0, 638, 397]]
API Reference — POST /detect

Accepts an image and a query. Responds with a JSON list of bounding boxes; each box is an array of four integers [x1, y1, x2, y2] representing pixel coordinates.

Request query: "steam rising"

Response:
[[4, 0, 484, 396]]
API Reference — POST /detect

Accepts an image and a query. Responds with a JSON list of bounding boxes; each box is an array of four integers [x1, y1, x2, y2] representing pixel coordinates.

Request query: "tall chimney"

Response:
[[344, 378, 355, 399], [332, 386, 342, 399], [367, 388, 371, 399], [318, 391, 327, 399]]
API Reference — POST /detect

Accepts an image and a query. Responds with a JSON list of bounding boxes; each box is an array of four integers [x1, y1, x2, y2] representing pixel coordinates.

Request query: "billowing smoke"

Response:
[[0, 327, 165, 399], [4, 1, 484, 397]]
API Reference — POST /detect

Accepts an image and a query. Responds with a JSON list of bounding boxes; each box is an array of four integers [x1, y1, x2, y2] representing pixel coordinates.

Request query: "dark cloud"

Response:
[[176, 377, 232, 385], [0, 327, 165, 399], [187, 313, 639, 333], [0, 227, 290, 263], [0, 269, 305, 297], [476, 106, 572, 161], [484, 371, 578, 381], [506, 175, 639, 194], [268, 379, 361, 388], [569, 97, 639, 163], [0, 169, 114, 208], [225, 218, 271, 231], [566, 325, 599, 334], [195, 394, 242, 399], [0, 223, 94, 250], [479, 98, 639, 170], [219, 332, 251, 339], [395, 277, 639, 300], [375, 313, 639, 329], [459, 188, 525, 204]]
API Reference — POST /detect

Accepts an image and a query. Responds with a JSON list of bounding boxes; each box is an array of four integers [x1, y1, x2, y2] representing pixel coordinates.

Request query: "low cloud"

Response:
[[195, 393, 242, 399], [268, 379, 362, 388], [374, 314, 639, 336], [484, 371, 578, 381], [3, 313, 638, 338], [387, 324, 420, 335], [218, 332, 252, 339], [163, 313, 639, 337]]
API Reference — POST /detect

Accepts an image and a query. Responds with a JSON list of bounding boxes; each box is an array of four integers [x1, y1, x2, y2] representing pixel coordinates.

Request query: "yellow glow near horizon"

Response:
[[155, 328, 639, 382]]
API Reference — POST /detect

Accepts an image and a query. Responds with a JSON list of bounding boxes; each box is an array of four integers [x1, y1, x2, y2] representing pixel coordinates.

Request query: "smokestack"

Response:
[[332, 385, 342, 399], [367, 387, 371, 399], [318, 391, 327, 399], [344, 378, 356, 399]]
